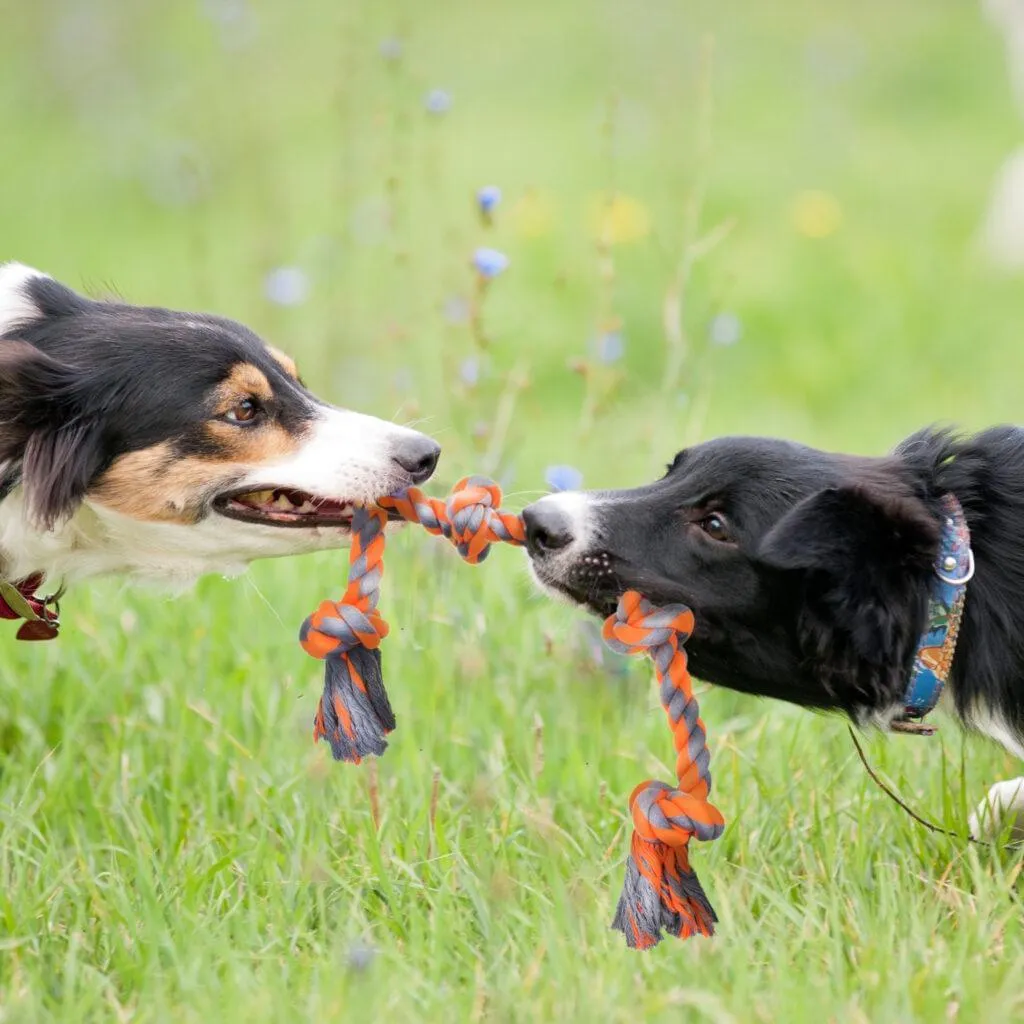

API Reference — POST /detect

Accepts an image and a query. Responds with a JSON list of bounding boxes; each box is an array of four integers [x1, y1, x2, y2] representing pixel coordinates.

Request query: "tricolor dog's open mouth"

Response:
[[213, 487, 404, 529]]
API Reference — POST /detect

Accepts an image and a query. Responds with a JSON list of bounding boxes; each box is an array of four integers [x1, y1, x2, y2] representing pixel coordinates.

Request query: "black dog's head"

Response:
[[523, 436, 945, 722]]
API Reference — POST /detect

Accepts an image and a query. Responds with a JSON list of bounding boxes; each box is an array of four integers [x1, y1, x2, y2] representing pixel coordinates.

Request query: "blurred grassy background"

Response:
[[2, 1, 1024, 1021]]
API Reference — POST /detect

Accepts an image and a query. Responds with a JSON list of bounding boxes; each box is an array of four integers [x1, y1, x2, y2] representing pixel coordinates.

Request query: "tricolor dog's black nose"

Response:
[[392, 436, 441, 484], [523, 502, 575, 554]]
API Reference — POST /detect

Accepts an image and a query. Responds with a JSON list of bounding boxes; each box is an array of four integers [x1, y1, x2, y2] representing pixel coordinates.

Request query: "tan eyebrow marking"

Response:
[[213, 363, 274, 415], [266, 346, 299, 381]]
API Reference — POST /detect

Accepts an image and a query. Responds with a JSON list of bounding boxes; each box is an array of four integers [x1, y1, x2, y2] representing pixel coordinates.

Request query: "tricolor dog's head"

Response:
[[0, 262, 440, 583]]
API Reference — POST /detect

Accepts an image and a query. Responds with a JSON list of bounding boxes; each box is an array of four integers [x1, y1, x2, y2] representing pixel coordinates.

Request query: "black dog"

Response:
[[523, 429, 1024, 837]]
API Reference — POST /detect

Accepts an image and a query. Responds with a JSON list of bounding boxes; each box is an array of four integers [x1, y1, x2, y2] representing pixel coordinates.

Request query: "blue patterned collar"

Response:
[[893, 494, 974, 735]]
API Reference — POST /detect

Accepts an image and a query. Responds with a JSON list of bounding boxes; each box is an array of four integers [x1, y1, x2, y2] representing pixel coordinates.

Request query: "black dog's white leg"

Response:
[[969, 778, 1024, 844]]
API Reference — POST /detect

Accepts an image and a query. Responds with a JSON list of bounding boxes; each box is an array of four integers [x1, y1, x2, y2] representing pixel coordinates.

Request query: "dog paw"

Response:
[[969, 778, 1024, 844]]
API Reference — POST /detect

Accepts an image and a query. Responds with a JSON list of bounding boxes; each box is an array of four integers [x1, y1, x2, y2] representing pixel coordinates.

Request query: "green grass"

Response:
[[2, 0, 1024, 1020]]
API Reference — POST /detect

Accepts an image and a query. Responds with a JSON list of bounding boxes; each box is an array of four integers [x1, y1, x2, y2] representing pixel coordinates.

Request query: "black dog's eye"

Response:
[[223, 398, 260, 424], [698, 512, 731, 542]]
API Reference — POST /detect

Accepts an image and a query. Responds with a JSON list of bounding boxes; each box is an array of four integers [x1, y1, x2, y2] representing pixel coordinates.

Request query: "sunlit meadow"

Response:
[[2, 1, 1024, 1021]]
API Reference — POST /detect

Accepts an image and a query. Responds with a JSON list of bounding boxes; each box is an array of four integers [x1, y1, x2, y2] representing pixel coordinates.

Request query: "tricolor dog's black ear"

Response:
[[0, 341, 105, 529], [758, 484, 941, 709]]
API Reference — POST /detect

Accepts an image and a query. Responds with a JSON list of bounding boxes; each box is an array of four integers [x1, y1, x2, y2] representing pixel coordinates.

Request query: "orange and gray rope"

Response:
[[299, 477, 525, 762], [299, 477, 723, 948], [299, 505, 393, 762], [603, 592, 724, 946]]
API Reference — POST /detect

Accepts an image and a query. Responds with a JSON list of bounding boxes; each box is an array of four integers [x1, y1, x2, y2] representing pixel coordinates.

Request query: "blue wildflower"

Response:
[[472, 248, 509, 278], [442, 294, 470, 324], [379, 37, 402, 61], [346, 944, 377, 972], [459, 357, 479, 387], [477, 185, 502, 215], [545, 465, 583, 492], [499, 465, 517, 492], [424, 89, 452, 115], [578, 619, 606, 669], [709, 311, 742, 346], [264, 266, 309, 306], [144, 141, 209, 208], [201, 0, 256, 50], [596, 329, 625, 364]]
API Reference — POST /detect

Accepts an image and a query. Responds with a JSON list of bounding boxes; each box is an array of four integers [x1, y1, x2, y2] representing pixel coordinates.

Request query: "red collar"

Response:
[[0, 573, 62, 640]]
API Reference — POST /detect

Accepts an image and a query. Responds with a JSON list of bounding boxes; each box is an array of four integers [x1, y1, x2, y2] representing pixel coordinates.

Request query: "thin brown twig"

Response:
[[661, 34, 721, 400], [368, 759, 381, 832], [428, 766, 440, 858], [847, 726, 988, 846], [468, 273, 490, 348], [482, 357, 529, 473]]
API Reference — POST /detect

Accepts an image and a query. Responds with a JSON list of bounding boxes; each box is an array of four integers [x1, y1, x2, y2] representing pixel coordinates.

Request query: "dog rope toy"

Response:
[[602, 593, 724, 945], [299, 477, 525, 761], [299, 476, 724, 948]]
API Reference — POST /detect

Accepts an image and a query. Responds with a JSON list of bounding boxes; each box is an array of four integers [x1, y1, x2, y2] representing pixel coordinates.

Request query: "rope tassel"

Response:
[[603, 592, 725, 947], [300, 477, 525, 762]]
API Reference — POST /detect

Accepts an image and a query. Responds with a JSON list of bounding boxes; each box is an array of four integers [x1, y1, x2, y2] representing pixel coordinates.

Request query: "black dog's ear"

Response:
[[0, 341, 104, 529], [758, 484, 940, 708], [759, 484, 940, 575]]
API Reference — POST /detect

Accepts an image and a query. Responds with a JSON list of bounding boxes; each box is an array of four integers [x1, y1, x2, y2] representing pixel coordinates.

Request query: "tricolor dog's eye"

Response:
[[698, 512, 731, 543], [223, 397, 260, 424]]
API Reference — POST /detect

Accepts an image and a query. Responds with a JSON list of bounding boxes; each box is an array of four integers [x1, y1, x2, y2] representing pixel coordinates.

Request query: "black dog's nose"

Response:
[[523, 502, 575, 554], [392, 436, 441, 484]]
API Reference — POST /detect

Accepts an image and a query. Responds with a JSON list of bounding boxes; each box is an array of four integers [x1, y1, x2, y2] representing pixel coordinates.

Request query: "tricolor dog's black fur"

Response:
[[0, 263, 441, 588], [523, 429, 1024, 836]]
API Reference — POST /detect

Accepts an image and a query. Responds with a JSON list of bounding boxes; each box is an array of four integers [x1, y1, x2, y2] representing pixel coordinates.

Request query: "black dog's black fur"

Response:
[[525, 428, 1024, 749]]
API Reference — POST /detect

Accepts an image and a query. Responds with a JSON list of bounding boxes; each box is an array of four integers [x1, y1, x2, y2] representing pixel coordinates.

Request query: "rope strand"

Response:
[[603, 592, 724, 946]]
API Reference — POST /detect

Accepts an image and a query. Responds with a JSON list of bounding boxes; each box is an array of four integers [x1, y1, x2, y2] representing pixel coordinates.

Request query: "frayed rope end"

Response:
[[308, 646, 395, 763], [611, 836, 717, 949]]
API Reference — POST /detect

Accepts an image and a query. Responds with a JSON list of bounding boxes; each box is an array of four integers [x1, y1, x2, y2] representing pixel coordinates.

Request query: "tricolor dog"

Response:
[[0, 262, 440, 630]]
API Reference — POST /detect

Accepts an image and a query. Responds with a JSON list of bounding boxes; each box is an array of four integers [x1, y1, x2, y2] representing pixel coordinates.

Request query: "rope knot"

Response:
[[602, 591, 694, 660], [299, 600, 389, 658], [444, 475, 525, 563], [603, 590, 724, 948], [629, 779, 724, 848]]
